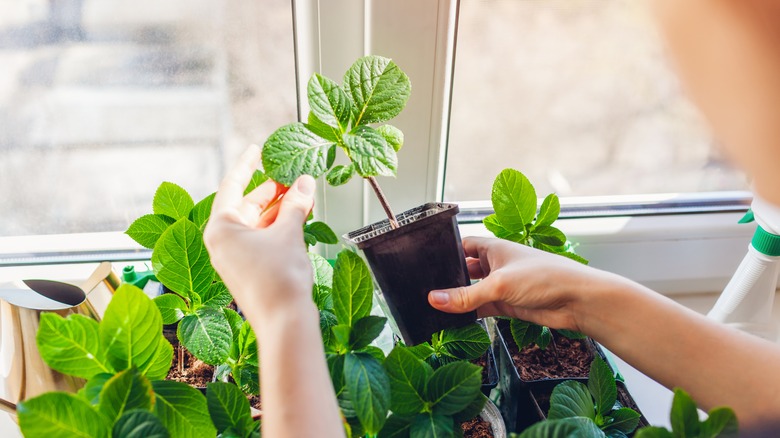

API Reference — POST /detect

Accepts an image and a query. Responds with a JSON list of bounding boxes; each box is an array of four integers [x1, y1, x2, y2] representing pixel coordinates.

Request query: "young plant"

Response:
[[378, 346, 486, 438], [405, 322, 491, 369], [546, 357, 641, 436], [18, 285, 218, 438], [487, 168, 588, 350], [261, 55, 411, 228], [634, 389, 737, 438], [206, 382, 261, 438]]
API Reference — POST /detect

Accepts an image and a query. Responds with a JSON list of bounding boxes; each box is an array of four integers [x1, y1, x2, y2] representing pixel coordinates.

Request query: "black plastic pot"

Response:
[[345, 203, 476, 345], [479, 347, 499, 397]]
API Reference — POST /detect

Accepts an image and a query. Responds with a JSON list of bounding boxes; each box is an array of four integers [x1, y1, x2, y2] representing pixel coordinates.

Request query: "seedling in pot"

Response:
[[634, 388, 737, 438], [405, 322, 491, 369], [261, 55, 411, 228]]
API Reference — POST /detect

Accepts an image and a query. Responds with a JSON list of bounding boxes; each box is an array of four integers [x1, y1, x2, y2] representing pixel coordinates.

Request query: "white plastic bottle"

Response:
[[708, 196, 780, 340]]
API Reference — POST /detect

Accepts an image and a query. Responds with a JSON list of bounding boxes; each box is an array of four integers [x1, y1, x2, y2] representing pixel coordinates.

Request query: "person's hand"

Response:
[[204, 145, 316, 322], [427, 236, 626, 332]]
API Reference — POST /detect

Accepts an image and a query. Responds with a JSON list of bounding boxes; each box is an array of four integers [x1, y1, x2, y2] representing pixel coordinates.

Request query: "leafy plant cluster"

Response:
[[635, 389, 737, 438], [406, 323, 491, 369], [488, 168, 588, 350], [18, 285, 261, 438]]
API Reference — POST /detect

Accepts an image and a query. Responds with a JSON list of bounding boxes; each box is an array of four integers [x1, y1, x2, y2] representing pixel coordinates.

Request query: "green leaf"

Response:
[[154, 293, 188, 325], [332, 324, 352, 352], [534, 193, 561, 228], [144, 336, 174, 381], [376, 124, 404, 152], [605, 431, 629, 438], [343, 125, 397, 177], [326, 164, 355, 186], [483, 213, 523, 242], [361, 345, 387, 362], [304, 232, 317, 247], [320, 310, 338, 350], [232, 363, 260, 396], [426, 361, 482, 415], [410, 412, 454, 438], [308, 73, 352, 130], [307, 112, 342, 143], [244, 170, 269, 195], [492, 168, 537, 232], [700, 407, 738, 438], [206, 382, 255, 436], [112, 410, 170, 438], [189, 193, 216, 231], [101, 285, 164, 373], [99, 368, 154, 423], [126, 214, 175, 249], [510, 319, 545, 349], [437, 323, 490, 361], [327, 353, 346, 396], [151, 380, 216, 438], [311, 252, 334, 310], [344, 55, 411, 125], [557, 329, 587, 339], [201, 281, 233, 308], [37, 313, 111, 379], [606, 408, 641, 434], [333, 250, 374, 327], [557, 250, 590, 265], [262, 122, 335, 186], [453, 392, 487, 424], [153, 182, 194, 220], [305, 221, 339, 245], [538, 326, 552, 350], [230, 320, 258, 367], [81, 373, 113, 405], [384, 347, 432, 416], [530, 225, 566, 247], [589, 357, 617, 417], [345, 352, 391, 435], [349, 316, 387, 350], [224, 308, 244, 341], [152, 218, 215, 299], [548, 380, 595, 420], [178, 308, 232, 365], [378, 414, 412, 438], [518, 417, 606, 438], [406, 342, 436, 362], [634, 427, 675, 438], [671, 388, 700, 437], [18, 392, 112, 438]]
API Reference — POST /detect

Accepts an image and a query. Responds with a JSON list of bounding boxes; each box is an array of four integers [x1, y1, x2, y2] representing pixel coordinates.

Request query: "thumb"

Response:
[[428, 279, 495, 314], [275, 175, 316, 227]]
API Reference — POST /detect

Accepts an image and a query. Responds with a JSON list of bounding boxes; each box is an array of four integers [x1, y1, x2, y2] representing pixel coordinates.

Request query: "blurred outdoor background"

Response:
[[0, 0, 747, 236]]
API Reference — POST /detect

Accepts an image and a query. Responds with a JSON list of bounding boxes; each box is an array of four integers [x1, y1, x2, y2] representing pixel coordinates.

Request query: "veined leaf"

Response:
[[343, 55, 411, 125], [81, 373, 113, 405], [349, 316, 387, 350], [332, 250, 374, 327], [206, 382, 255, 436], [18, 392, 112, 438], [453, 392, 487, 424], [305, 221, 339, 245], [426, 361, 482, 415], [178, 308, 231, 365], [409, 412, 454, 438], [153, 182, 194, 220], [384, 346, 432, 416], [311, 252, 334, 310], [510, 319, 545, 350], [320, 310, 338, 351], [244, 170, 269, 195], [518, 417, 606, 438], [189, 193, 215, 231], [530, 225, 566, 247], [332, 324, 352, 353], [308, 73, 352, 130], [201, 281, 233, 308], [262, 122, 335, 186], [307, 112, 342, 143], [343, 125, 397, 178], [671, 388, 701, 437], [406, 342, 436, 362], [99, 368, 154, 423], [700, 407, 738, 438], [152, 218, 214, 300], [232, 363, 260, 396], [437, 323, 490, 361], [534, 193, 560, 229], [607, 408, 641, 434], [230, 320, 258, 367], [126, 214, 175, 249], [557, 329, 587, 339], [326, 164, 355, 186], [224, 308, 244, 342], [153, 293, 188, 325], [144, 336, 174, 381], [345, 352, 391, 435], [151, 380, 216, 438], [376, 124, 404, 152], [589, 357, 617, 417], [491, 168, 537, 233], [377, 414, 412, 438], [37, 313, 111, 379], [548, 380, 595, 420], [483, 213, 524, 242], [112, 410, 170, 438]]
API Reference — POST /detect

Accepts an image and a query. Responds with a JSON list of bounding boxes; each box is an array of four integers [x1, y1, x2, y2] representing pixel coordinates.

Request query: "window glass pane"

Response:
[[445, 0, 748, 202], [0, 0, 296, 236]]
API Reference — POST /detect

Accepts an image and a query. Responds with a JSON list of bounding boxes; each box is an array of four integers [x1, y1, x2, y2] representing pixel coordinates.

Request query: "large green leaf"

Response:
[[112, 410, 170, 438], [671, 388, 701, 437], [37, 313, 111, 379], [153, 293, 188, 325], [178, 308, 231, 365], [491, 168, 537, 232], [409, 412, 454, 438], [606, 408, 641, 434], [634, 427, 675, 438], [18, 392, 112, 438], [437, 323, 490, 361], [126, 214, 175, 249], [483, 213, 523, 242], [530, 225, 566, 248], [377, 414, 412, 438], [510, 319, 545, 349], [343, 55, 411, 125], [206, 382, 254, 436], [230, 320, 258, 367], [232, 362, 260, 396], [320, 310, 338, 351], [144, 336, 174, 381], [153, 182, 194, 220], [151, 380, 216, 438], [262, 122, 335, 186], [189, 193, 216, 231], [99, 368, 154, 423], [426, 361, 482, 415], [326, 164, 355, 186], [534, 193, 561, 229], [518, 417, 606, 438], [201, 281, 233, 308], [384, 346, 432, 416], [548, 380, 595, 420], [343, 125, 397, 178], [332, 250, 374, 327], [308, 73, 352, 130], [453, 392, 487, 424], [307, 112, 342, 143], [700, 407, 738, 438], [344, 352, 391, 435], [589, 357, 617, 417], [376, 124, 404, 152], [305, 221, 339, 245], [152, 218, 214, 299], [81, 373, 113, 405], [100, 285, 164, 373], [349, 315, 387, 350], [311, 252, 334, 310]]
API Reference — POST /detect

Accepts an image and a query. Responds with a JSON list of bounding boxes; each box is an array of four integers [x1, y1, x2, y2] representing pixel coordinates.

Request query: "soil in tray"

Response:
[[167, 347, 214, 388], [461, 416, 493, 437], [505, 329, 594, 381]]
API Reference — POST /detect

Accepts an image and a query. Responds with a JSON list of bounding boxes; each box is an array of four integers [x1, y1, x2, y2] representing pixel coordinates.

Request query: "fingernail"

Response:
[[296, 175, 315, 196], [430, 291, 450, 305]]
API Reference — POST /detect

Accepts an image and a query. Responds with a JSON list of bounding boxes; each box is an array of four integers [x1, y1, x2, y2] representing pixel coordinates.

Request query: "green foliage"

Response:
[[634, 388, 738, 438], [98, 368, 154, 423], [304, 221, 339, 247], [262, 55, 410, 187], [333, 250, 374, 327], [126, 215, 175, 249], [153, 182, 195, 220], [345, 352, 392, 435], [18, 392, 112, 438], [36, 313, 110, 379], [514, 417, 607, 438], [178, 307, 233, 365], [112, 410, 170, 438], [151, 380, 217, 438], [407, 323, 491, 368], [206, 382, 258, 438]]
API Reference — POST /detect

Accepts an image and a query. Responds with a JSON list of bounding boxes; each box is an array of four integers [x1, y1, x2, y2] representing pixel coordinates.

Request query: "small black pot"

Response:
[[479, 347, 499, 397], [345, 203, 476, 345]]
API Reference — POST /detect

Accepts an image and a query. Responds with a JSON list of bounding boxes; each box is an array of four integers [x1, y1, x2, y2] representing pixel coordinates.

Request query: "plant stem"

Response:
[[366, 176, 399, 229], [549, 335, 560, 361], [178, 345, 185, 374]]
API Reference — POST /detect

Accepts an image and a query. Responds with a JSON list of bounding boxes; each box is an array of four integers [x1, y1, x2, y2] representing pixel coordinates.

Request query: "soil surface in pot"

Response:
[[472, 352, 491, 384], [247, 395, 262, 411], [167, 347, 214, 387], [505, 329, 593, 380], [461, 416, 493, 438]]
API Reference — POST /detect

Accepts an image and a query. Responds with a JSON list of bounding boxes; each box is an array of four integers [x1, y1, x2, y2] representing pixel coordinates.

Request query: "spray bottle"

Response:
[[708, 195, 780, 340]]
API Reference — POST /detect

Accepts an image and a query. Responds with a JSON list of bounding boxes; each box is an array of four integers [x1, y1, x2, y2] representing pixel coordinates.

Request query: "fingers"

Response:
[[428, 278, 497, 314], [272, 175, 316, 229], [462, 236, 492, 259], [213, 145, 262, 212], [244, 179, 287, 210]]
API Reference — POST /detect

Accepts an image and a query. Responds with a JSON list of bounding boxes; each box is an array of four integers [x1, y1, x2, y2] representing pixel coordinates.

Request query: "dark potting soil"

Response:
[[460, 416, 493, 438], [506, 331, 593, 381], [248, 395, 262, 411], [167, 347, 214, 388], [472, 352, 491, 384]]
